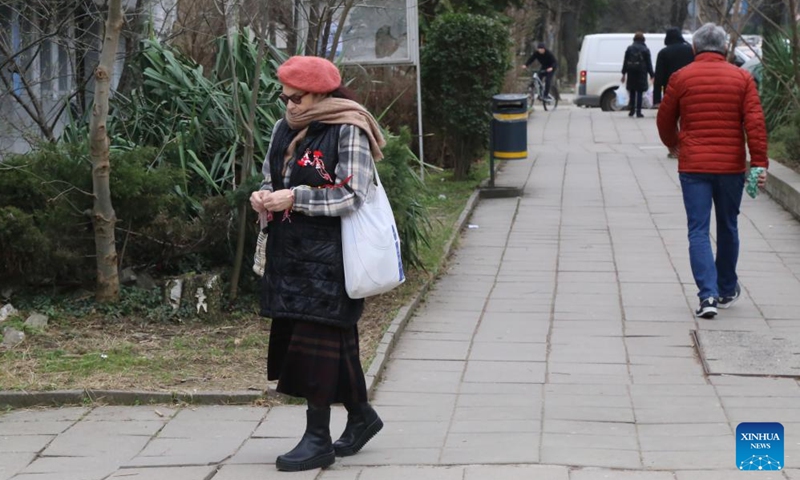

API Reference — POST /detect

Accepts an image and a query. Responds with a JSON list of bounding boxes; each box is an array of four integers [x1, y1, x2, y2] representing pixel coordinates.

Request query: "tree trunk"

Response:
[[229, 2, 267, 301], [670, 0, 690, 28], [561, 7, 578, 84], [89, 0, 123, 302]]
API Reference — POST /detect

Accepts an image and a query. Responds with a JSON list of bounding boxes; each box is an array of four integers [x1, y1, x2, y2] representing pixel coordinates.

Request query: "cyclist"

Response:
[[523, 42, 557, 100]]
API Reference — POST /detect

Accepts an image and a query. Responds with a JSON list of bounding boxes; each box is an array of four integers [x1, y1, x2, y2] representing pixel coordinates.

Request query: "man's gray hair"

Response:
[[693, 23, 727, 54]]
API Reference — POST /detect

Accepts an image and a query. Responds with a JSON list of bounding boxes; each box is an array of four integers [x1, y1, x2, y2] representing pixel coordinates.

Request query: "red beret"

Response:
[[277, 56, 342, 94]]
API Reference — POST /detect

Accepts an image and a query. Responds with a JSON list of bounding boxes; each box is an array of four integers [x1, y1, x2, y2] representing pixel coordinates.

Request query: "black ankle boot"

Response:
[[275, 406, 335, 471], [333, 403, 383, 457]]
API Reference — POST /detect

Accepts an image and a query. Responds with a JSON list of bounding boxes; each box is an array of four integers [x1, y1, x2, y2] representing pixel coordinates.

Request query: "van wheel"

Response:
[[601, 89, 623, 112]]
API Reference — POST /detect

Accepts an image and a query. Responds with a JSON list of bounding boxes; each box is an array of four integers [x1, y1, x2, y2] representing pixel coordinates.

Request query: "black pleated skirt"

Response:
[[267, 318, 368, 406]]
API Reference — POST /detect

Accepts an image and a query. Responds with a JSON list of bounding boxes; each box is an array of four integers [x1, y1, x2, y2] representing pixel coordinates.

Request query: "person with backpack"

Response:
[[621, 32, 654, 117]]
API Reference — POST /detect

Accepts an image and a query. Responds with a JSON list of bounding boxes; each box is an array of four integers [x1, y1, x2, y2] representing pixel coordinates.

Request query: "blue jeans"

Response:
[[679, 173, 745, 300]]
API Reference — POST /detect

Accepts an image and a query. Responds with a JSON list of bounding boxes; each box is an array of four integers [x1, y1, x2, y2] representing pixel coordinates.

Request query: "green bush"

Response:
[[0, 144, 233, 285], [760, 33, 799, 132], [421, 13, 511, 179], [378, 127, 432, 270]]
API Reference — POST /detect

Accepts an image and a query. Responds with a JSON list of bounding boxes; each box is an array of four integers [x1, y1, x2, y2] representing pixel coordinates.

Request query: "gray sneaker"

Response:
[[718, 284, 741, 309], [695, 297, 718, 319]]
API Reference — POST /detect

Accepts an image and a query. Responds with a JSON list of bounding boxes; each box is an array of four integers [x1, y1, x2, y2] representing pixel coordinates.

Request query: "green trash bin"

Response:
[[491, 94, 528, 161]]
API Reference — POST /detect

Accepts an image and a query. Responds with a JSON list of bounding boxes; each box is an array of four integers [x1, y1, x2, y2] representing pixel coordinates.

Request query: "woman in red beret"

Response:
[[249, 55, 386, 472]]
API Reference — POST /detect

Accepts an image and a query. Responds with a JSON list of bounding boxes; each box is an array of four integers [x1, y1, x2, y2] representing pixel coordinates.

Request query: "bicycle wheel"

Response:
[[545, 85, 559, 111], [541, 82, 550, 111]]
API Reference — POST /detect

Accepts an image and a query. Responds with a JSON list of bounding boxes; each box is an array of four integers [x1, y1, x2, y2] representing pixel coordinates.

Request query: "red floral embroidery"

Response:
[[296, 148, 332, 183]]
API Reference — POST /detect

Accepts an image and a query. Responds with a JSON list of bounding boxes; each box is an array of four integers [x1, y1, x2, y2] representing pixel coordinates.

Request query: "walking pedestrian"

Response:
[[656, 23, 769, 319], [249, 55, 385, 472], [653, 27, 694, 107], [621, 32, 654, 118]]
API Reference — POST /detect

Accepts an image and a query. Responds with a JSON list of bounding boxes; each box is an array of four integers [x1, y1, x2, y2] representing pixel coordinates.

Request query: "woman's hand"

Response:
[[250, 190, 270, 213], [263, 189, 294, 212]]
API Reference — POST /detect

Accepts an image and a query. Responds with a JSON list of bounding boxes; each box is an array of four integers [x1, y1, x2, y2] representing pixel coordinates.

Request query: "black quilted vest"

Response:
[[260, 120, 364, 328]]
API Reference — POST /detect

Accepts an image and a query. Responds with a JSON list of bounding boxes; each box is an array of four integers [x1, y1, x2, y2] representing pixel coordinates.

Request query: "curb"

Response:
[[364, 189, 481, 396], [763, 159, 800, 221], [0, 190, 482, 409]]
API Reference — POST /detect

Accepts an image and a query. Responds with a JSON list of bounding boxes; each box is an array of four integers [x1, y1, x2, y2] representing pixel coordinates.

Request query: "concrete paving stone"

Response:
[[83, 406, 177, 422], [548, 373, 631, 385], [473, 322, 551, 344], [43, 429, 151, 458], [368, 405, 454, 423], [0, 435, 53, 453], [541, 446, 641, 469], [544, 384, 629, 396], [623, 307, 694, 322], [156, 418, 259, 440], [544, 393, 632, 408], [317, 467, 362, 480], [361, 431, 446, 450], [463, 360, 546, 384], [552, 309, 623, 322], [357, 466, 464, 480], [629, 356, 702, 368], [725, 408, 800, 424], [0, 421, 75, 436], [548, 352, 628, 364], [570, 468, 676, 480], [554, 294, 620, 309], [625, 322, 698, 336], [542, 432, 639, 450], [545, 405, 634, 423], [631, 395, 721, 409], [630, 374, 708, 386], [372, 391, 457, 407], [628, 363, 705, 377], [0, 408, 88, 423], [400, 331, 474, 342], [558, 272, 618, 283], [544, 419, 636, 437], [404, 319, 479, 334], [377, 378, 462, 394], [784, 469, 800, 480], [440, 443, 539, 464], [376, 420, 450, 437], [458, 382, 541, 395], [549, 362, 630, 377], [20, 456, 120, 475], [465, 465, 569, 480], [457, 393, 540, 408], [381, 367, 463, 386], [382, 358, 465, 373], [107, 466, 217, 479], [635, 406, 729, 424], [638, 434, 731, 451], [454, 405, 540, 421], [449, 419, 540, 433], [675, 471, 784, 480], [392, 339, 471, 361], [227, 437, 297, 464], [171, 406, 266, 423], [720, 396, 800, 409], [484, 299, 553, 314], [639, 423, 729, 438], [126, 436, 244, 467], [216, 464, 321, 479], [420, 297, 489, 312], [0, 452, 35, 480], [468, 342, 547, 362], [338, 447, 440, 466], [8, 474, 110, 480], [709, 375, 800, 390], [640, 450, 731, 470]]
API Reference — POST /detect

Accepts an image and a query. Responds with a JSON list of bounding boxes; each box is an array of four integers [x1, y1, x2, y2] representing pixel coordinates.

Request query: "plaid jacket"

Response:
[[260, 120, 375, 219]]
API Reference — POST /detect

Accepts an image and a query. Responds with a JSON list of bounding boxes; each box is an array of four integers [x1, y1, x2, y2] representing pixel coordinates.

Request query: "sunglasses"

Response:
[[278, 92, 309, 105]]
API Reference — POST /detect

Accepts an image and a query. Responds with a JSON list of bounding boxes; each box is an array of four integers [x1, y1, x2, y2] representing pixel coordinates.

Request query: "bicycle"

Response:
[[527, 70, 560, 111]]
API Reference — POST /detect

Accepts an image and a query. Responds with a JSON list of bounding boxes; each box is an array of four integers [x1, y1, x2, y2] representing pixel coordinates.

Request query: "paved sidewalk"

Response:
[[3, 106, 800, 480]]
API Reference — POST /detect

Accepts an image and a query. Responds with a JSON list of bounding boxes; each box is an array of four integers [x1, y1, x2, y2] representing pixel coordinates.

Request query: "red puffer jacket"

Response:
[[656, 52, 769, 173]]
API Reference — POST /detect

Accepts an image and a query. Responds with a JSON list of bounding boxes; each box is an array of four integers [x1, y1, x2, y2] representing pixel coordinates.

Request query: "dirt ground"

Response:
[[0, 276, 424, 394]]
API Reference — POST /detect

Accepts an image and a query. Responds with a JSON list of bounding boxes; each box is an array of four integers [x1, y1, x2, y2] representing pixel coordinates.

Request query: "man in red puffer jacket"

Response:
[[657, 22, 769, 320]]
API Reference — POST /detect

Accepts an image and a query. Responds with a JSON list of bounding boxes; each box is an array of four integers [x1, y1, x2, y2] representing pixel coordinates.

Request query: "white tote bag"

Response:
[[341, 167, 405, 299]]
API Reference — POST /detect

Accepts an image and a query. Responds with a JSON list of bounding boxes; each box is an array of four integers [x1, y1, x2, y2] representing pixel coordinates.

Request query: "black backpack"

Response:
[[626, 48, 645, 72]]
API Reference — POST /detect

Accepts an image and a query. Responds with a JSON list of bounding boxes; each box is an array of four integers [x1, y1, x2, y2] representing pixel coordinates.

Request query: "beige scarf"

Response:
[[282, 97, 386, 172]]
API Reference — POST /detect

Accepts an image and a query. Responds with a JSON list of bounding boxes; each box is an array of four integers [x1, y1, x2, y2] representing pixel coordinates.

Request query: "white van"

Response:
[[574, 33, 668, 111]]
